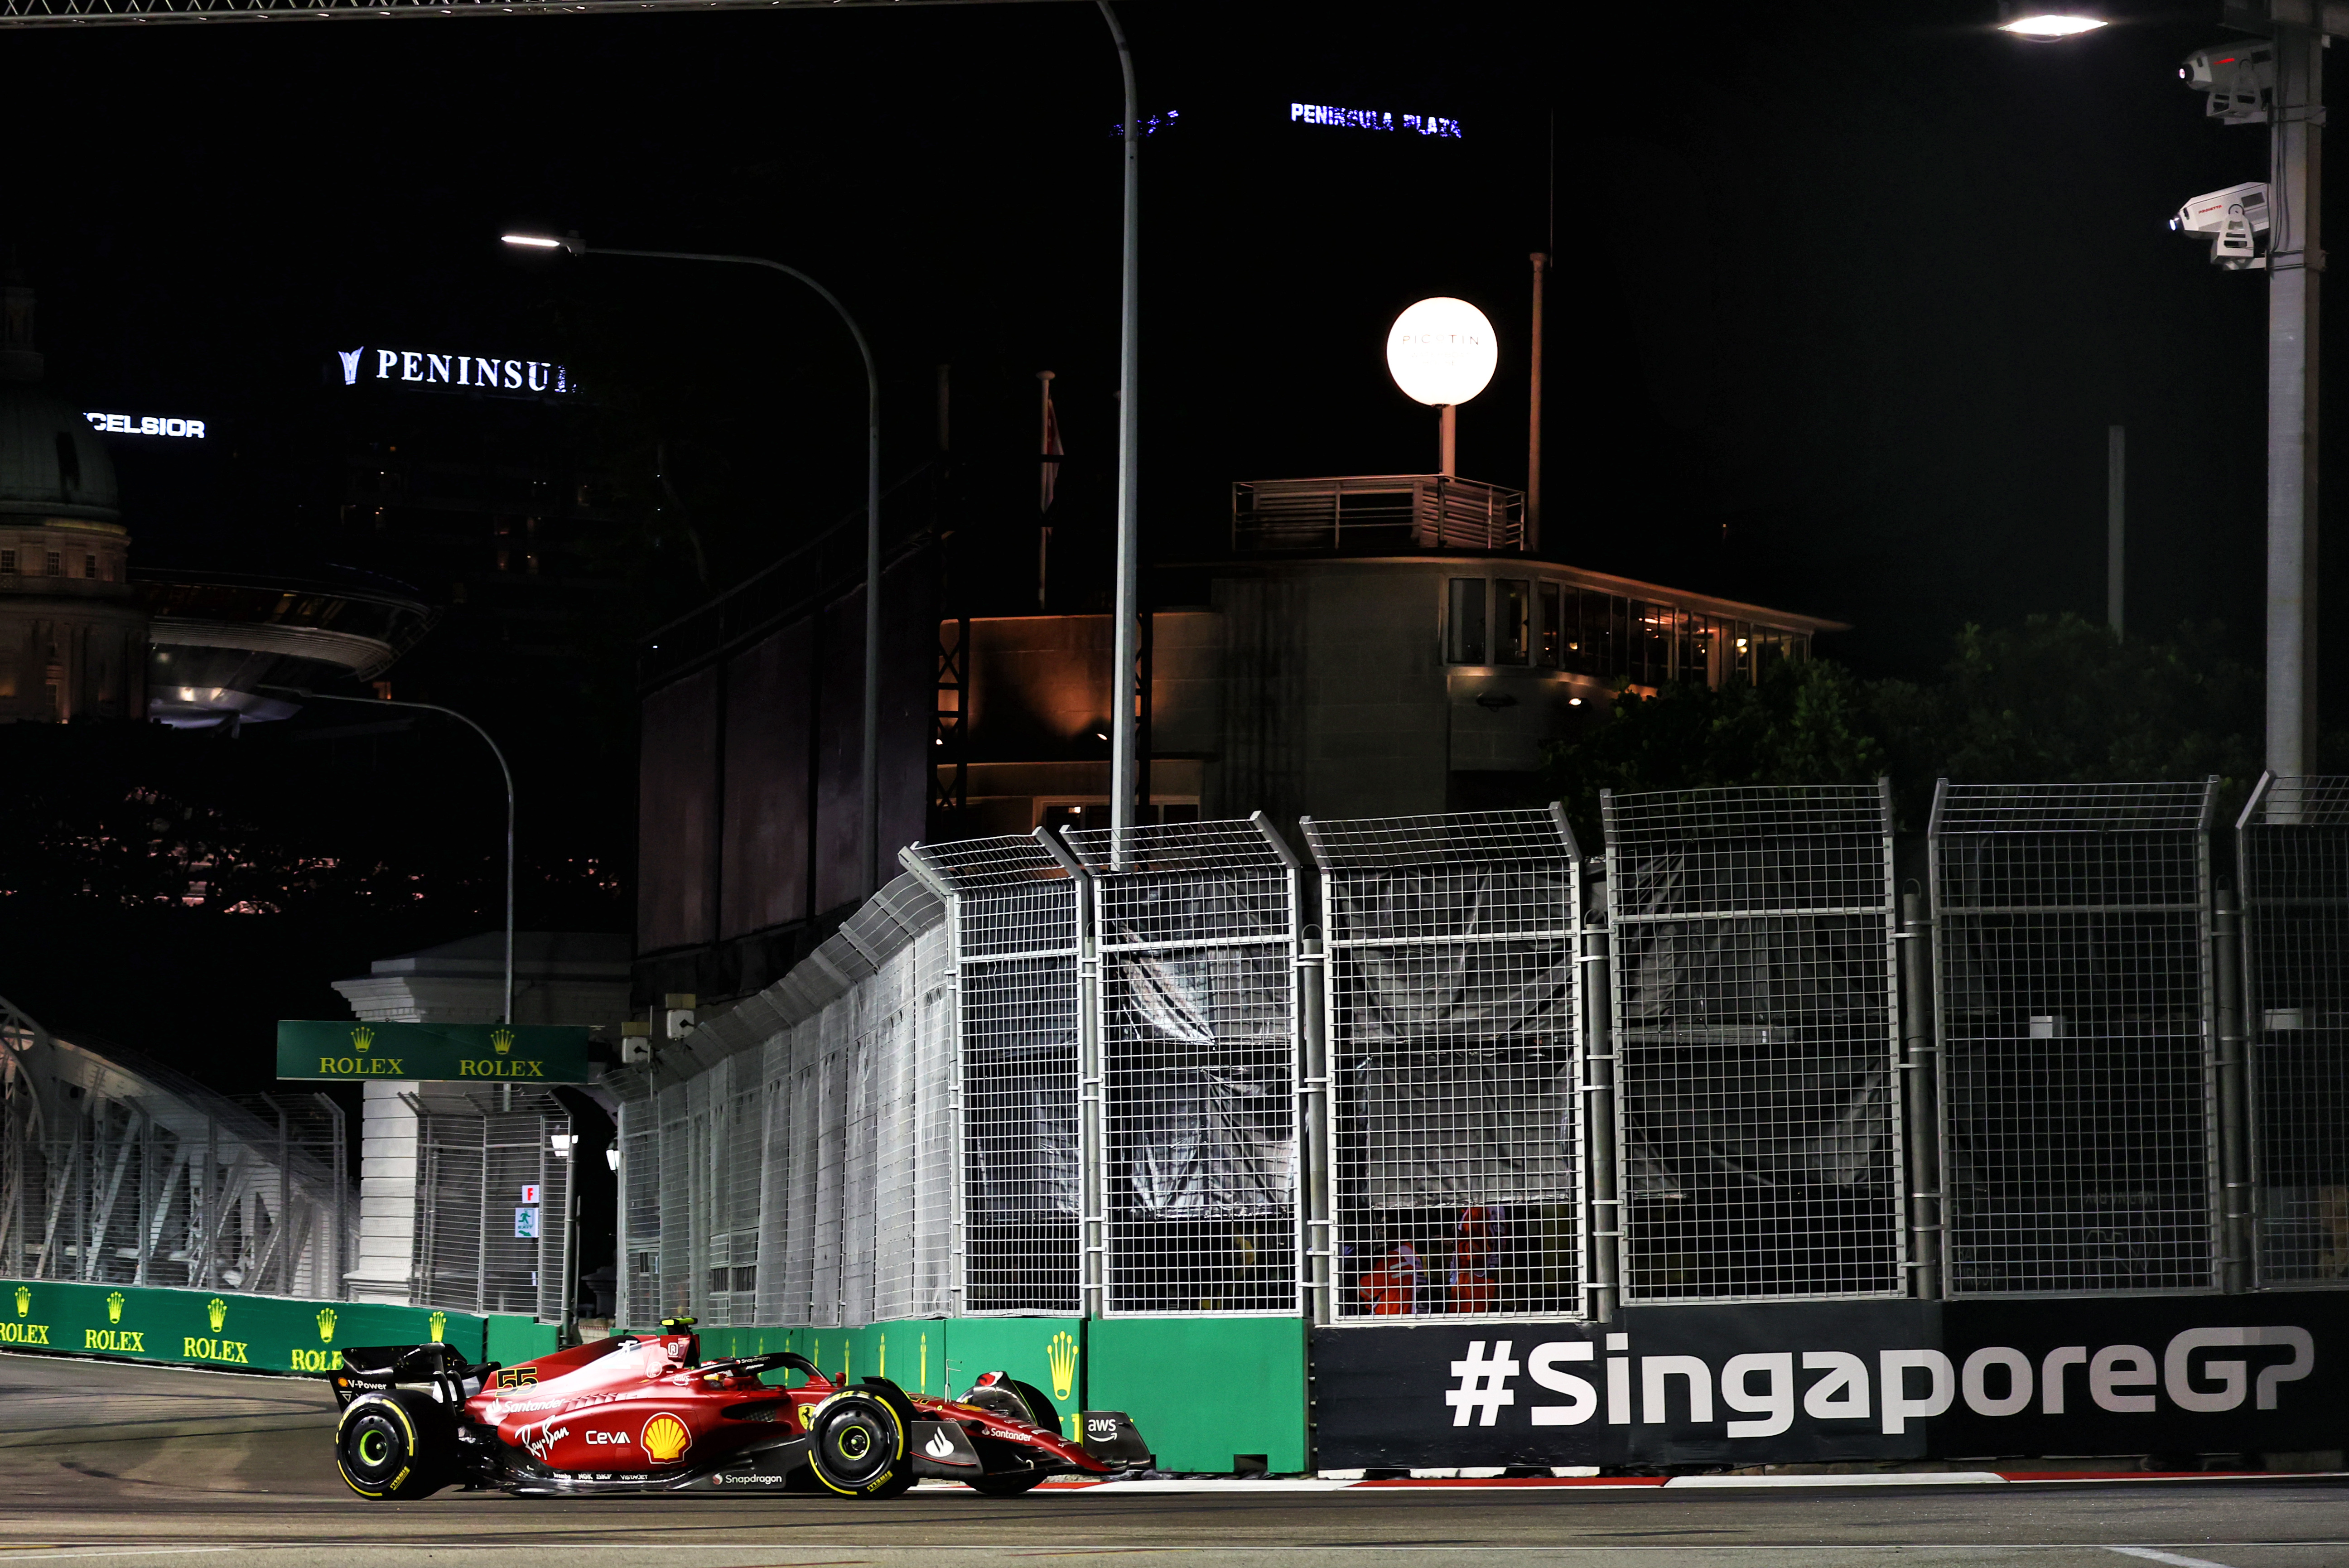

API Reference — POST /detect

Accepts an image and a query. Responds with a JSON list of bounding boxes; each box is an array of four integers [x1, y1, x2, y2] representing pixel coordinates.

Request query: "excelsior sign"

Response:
[[338, 346, 575, 396], [276, 1020, 595, 1084], [85, 412, 206, 439]]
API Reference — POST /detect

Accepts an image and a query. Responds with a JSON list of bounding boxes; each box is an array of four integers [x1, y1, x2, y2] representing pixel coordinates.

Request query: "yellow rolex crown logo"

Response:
[[491, 1027, 515, 1056], [428, 1310, 447, 1343], [206, 1297, 227, 1331], [1047, 1330, 1079, 1403], [351, 1025, 374, 1052], [642, 1413, 690, 1462], [106, 1291, 124, 1325], [316, 1307, 338, 1343], [13, 1286, 28, 1318]]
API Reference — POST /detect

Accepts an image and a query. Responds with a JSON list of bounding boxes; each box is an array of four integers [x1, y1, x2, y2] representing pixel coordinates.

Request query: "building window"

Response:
[[1538, 582, 1562, 667], [1446, 578, 1487, 665], [1496, 580, 1530, 665], [83, 554, 96, 580], [45, 552, 61, 578]]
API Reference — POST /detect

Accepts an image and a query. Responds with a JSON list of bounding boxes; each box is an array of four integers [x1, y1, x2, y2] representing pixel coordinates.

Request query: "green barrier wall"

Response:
[[695, 1318, 1088, 1434], [0, 1279, 487, 1374], [486, 1315, 562, 1365], [689, 1315, 1308, 1470], [1089, 1317, 1308, 1475]]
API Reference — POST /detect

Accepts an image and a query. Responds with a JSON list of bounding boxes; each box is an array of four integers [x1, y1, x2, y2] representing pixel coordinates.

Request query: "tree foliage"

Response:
[[1541, 615, 2263, 842]]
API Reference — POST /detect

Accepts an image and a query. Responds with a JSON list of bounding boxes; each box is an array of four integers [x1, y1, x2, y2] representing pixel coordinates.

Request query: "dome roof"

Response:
[[0, 283, 120, 525]]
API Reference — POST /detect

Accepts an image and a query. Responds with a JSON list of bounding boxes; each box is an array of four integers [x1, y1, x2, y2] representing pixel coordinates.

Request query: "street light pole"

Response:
[[508, 235, 886, 894], [269, 689, 516, 1024], [1100, 0, 1142, 855], [2267, 17, 2322, 778]]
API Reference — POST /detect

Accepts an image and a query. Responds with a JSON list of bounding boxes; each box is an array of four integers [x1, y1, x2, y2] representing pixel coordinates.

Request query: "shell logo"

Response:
[[317, 1307, 338, 1343], [106, 1292, 124, 1325], [206, 1297, 227, 1332], [641, 1413, 691, 1463]]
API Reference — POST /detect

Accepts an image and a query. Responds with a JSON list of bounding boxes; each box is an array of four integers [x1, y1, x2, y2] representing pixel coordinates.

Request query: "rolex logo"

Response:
[[106, 1291, 124, 1325], [352, 1025, 374, 1053], [207, 1297, 227, 1332], [491, 1027, 515, 1056], [429, 1310, 447, 1344], [1047, 1330, 1079, 1404], [13, 1286, 27, 1319], [317, 1307, 338, 1343]]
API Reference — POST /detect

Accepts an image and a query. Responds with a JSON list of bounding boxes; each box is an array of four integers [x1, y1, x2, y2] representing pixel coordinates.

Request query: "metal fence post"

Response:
[[1581, 912, 1619, 1323], [1296, 926, 1332, 1326], [2213, 888, 2252, 1294], [1899, 888, 1942, 1301], [1034, 825, 1104, 1319]]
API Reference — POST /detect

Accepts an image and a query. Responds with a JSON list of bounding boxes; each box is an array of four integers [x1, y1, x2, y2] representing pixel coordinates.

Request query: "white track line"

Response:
[[1665, 1472, 2007, 1488], [2105, 1549, 2242, 1568]]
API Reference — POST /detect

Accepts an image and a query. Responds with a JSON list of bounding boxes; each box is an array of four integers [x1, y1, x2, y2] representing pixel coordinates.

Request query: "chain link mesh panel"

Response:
[[1062, 818, 1302, 1316], [907, 835, 1084, 1314], [616, 1077, 661, 1327], [410, 1086, 571, 1318], [1931, 781, 2219, 1297], [1305, 808, 1584, 1322], [1602, 783, 1904, 1303], [2238, 775, 2349, 1287]]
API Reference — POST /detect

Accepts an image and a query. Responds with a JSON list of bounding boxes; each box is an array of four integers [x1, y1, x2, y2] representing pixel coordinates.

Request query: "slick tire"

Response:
[[967, 1468, 1048, 1496], [807, 1384, 915, 1499], [336, 1389, 451, 1500]]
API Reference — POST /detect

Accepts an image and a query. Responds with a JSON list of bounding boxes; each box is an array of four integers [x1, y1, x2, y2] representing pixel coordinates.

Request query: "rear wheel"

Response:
[[335, 1390, 450, 1500], [806, 1388, 914, 1499], [967, 1468, 1048, 1496]]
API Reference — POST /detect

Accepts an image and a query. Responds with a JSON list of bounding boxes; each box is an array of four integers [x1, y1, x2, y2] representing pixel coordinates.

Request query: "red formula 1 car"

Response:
[[327, 1321, 1151, 1500]]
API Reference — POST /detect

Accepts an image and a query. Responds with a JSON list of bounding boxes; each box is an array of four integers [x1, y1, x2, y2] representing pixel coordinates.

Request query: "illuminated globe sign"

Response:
[[1385, 297, 1497, 407]]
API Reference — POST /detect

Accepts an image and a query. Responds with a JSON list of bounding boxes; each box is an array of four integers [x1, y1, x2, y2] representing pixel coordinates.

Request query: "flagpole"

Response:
[[1039, 369, 1056, 612]]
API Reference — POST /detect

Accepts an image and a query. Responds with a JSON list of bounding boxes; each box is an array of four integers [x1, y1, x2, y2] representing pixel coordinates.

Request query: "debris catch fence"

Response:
[[612, 782, 2349, 1334]]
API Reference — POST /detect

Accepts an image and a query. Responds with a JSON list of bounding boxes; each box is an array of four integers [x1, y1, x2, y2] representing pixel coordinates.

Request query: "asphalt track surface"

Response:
[[1, 1352, 2343, 1568]]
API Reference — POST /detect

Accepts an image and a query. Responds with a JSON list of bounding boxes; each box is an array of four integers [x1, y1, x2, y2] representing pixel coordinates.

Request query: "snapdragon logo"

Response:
[[1443, 1326, 2314, 1436]]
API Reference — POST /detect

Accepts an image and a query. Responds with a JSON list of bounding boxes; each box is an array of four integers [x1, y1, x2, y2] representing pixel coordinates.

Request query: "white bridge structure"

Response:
[[0, 994, 352, 1297]]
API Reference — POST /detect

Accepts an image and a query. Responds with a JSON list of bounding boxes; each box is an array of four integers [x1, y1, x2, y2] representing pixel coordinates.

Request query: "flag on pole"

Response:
[[1039, 370, 1064, 513]]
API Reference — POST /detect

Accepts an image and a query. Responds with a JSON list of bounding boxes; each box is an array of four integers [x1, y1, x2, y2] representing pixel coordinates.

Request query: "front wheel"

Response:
[[967, 1468, 1047, 1496], [806, 1389, 914, 1498], [335, 1390, 450, 1500]]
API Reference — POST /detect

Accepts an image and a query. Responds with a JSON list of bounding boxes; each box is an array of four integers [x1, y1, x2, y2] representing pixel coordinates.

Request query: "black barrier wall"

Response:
[[1308, 1294, 2339, 1469]]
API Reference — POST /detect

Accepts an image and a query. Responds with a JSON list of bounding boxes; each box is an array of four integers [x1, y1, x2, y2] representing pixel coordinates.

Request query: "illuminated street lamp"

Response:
[[1999, 11, 2108, 40], [503, 231, 887, 896], [1386, 296, 1498, 477]]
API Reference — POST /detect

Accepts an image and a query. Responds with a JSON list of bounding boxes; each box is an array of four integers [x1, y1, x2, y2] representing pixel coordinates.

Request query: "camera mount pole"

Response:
[[2267, 12, 2322, 781]]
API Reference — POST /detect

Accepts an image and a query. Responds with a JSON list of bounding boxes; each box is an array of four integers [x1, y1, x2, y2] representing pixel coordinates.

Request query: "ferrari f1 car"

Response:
[[326, 1321, 1151, 1500]]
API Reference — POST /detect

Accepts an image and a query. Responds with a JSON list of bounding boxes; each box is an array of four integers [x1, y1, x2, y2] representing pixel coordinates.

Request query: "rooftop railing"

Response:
[[1231, 473, 1525, 554]]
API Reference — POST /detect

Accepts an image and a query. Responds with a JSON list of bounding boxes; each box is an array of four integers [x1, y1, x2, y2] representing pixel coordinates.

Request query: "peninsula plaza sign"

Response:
[[1290, 102, 1462, 138], [83, 411, 206, 438], [337, 345, 576, 396], [275, 1020, 595, 1084]]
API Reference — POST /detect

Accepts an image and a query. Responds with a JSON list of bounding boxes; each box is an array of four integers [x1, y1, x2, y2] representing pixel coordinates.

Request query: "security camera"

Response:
[[2170, 182, 2270, 269], [2181, 39, 2275, 125]]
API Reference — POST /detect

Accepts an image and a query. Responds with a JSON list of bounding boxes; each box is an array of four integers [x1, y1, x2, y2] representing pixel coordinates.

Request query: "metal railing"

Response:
[[1232, 475, 1525, 554]]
